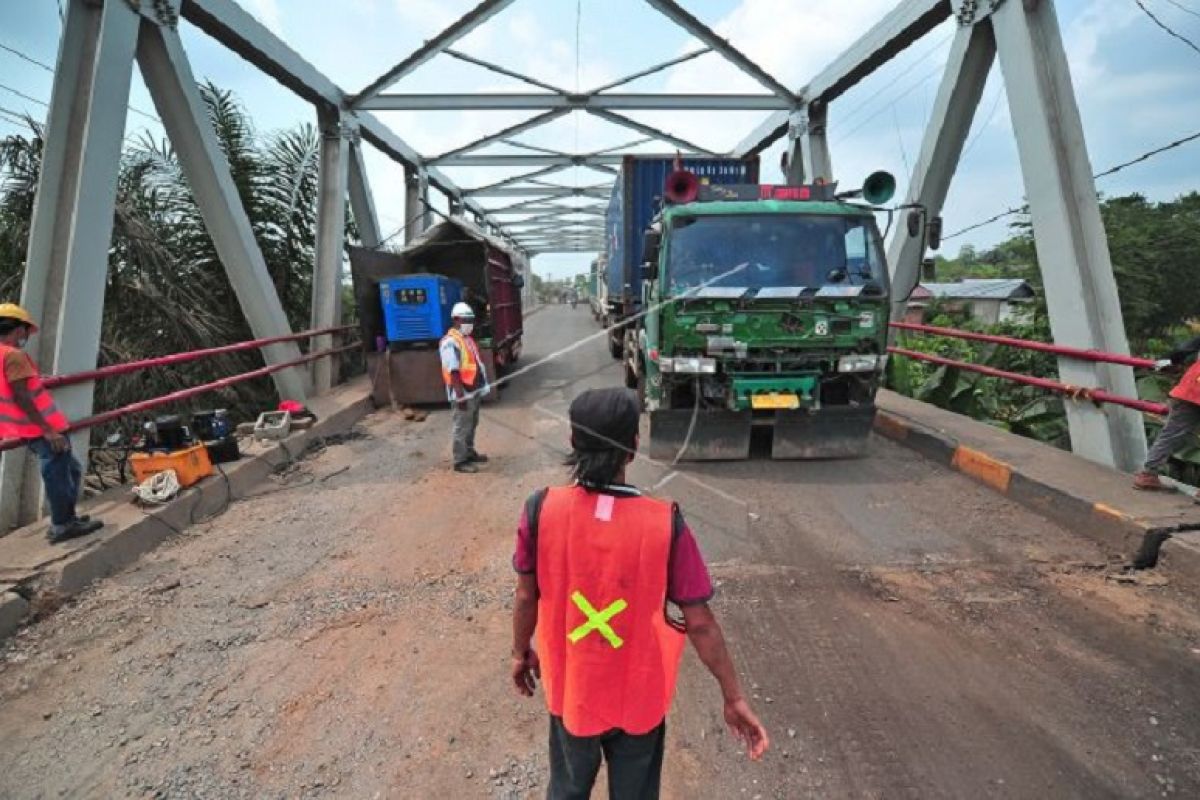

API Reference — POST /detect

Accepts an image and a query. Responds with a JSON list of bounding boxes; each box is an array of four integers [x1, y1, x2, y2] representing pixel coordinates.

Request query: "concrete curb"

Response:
[[0, 379, 373, 643], [0, 591, 30, 641], [873, 394, 1200, 578]]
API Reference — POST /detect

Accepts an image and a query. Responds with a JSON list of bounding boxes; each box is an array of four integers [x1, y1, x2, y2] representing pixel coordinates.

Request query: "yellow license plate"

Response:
[[750, 393, 800, 410]]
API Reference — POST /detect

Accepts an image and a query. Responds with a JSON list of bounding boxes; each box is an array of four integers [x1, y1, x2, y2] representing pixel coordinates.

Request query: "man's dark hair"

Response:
[[566, 387, 639, 487], [0, 318, 29, 336], [566, 447, 630, 487]]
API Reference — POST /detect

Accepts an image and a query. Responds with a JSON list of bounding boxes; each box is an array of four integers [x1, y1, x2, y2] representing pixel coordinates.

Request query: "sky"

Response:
[[1, 0, 1198, 281]]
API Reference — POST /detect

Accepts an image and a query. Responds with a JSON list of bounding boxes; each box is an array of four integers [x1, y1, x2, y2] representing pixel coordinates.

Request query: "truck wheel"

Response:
[[608, 335, 623, 360]]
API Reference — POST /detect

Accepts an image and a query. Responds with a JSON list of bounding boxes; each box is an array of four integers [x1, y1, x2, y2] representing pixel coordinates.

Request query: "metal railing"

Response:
[[0, 327, 359, 453], [887, 322, 1169, 415]]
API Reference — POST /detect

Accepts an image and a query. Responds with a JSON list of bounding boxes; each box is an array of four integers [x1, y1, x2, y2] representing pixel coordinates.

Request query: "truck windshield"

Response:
[[665, 213, 886, 294]]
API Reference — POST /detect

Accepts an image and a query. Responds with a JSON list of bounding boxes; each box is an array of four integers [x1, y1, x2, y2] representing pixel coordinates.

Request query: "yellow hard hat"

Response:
[[0, 303, 37, 332]]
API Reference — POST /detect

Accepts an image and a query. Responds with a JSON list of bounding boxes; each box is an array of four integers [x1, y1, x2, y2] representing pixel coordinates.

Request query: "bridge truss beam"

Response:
[[881, 0, 1145, 470]]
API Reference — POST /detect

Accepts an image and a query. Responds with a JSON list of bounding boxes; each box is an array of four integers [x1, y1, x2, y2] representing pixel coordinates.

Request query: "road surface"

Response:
[[2, 305, 1199, 799]]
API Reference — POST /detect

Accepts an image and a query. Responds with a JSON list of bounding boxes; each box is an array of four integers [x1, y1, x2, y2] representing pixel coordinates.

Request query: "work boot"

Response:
[[468, 451, 489, 464], [46, 517, 103, 545], [1133, 471, 1169, 491], [453, 461, 479, 474]]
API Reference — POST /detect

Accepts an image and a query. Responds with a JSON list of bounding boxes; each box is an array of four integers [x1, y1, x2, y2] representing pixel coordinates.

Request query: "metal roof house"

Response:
[[908, 278, 1036, 325]]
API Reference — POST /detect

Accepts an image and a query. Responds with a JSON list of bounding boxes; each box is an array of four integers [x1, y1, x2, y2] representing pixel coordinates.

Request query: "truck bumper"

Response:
[[771, 404, 876, 459], [649, 409, 752, 462]]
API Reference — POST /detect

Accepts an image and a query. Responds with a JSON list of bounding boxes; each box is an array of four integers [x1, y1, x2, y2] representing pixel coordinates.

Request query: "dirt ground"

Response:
[[2, 305, 1200, 799]]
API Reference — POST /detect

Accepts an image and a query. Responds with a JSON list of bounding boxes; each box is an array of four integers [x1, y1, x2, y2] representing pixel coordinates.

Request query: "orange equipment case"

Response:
[[130, 443, 214, 488]]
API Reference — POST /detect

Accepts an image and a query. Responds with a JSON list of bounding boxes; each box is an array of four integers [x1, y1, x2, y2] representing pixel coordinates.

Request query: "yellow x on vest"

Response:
[[568, 590, 627, 649]]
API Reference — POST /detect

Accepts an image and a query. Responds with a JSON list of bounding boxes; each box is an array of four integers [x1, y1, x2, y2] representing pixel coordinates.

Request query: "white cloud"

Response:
[[243, 0, 284, 37]]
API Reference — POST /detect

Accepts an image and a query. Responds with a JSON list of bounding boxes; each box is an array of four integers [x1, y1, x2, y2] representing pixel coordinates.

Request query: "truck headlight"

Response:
[[661, 357, 717, 374], [837, 354, 879, 373]]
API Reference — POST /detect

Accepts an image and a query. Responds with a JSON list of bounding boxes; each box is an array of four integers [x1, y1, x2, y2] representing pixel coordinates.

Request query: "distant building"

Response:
[[907, 279, 1036, 325]]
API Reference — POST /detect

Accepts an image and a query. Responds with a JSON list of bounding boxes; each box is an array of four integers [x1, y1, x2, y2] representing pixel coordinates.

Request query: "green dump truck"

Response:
[[625, 171, 934, 461]]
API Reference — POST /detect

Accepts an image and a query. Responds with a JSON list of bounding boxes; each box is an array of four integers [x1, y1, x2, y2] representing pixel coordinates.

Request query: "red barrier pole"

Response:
[[42, 325, 356, 389], [0, 342, 360, 453], [889, 321, 1157, 370], [888, 346, 1169, 415]]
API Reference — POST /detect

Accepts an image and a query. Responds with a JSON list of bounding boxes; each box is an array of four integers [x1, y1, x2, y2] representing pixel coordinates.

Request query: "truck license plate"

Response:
[[751, 393, 800, 410]]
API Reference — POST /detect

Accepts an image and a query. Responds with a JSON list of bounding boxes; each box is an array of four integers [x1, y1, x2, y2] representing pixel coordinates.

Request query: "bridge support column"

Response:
[[888, 22, 995, 323], [347, 139, 382, 249], [992, 0, 1147, 471], [782, 105, 831, 185], [310, 109, 350, 395], [0, 0, 139, 530], [137, 22, 307, 402], [403, 168, 429, 243], [800, 104, 832, 185]]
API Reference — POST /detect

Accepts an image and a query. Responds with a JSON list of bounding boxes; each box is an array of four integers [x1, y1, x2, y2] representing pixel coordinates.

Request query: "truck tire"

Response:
[[608, 334, 623, 360], [624, 360, 638, 389]]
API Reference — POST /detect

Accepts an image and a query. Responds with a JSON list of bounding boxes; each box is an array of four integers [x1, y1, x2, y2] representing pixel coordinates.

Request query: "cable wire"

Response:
[[1133, 0, 1200, 58], [943, 125, 1200, 241], [0, 39, 162, 123], [1161, 0, 1200, 20]]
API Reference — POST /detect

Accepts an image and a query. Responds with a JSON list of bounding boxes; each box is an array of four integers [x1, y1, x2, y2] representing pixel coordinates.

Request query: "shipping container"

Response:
[[604, 155, 760, 319]]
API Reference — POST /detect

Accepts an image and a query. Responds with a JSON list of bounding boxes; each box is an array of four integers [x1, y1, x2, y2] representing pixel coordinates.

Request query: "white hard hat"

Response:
[[451, 302, 475, 319]]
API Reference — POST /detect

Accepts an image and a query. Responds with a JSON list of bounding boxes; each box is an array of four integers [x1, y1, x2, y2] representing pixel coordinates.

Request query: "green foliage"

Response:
[[0, 83, 360, 435], [893, 195, 1200, 480]]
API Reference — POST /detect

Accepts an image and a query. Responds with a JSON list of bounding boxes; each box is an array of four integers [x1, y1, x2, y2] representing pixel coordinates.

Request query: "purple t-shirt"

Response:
[[513, 485, 715, 606]]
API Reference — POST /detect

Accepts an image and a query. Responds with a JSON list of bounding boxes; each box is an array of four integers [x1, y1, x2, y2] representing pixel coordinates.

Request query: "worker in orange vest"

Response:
[[0, 304, 103, 542], [439, 302, 489, 474], [1134, 324, 1200, 495], [511, 387, 768, 797]]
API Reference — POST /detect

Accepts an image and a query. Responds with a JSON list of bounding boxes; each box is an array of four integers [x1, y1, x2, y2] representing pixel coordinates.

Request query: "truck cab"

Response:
[[629, 178, 908, 461]]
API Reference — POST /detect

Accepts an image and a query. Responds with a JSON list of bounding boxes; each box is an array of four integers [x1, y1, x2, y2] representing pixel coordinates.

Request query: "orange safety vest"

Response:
[[1170, 360, 1200, 406], [0, 344, 69, 440], [535, 485, 686, 737], [440, 328, 481, 388]]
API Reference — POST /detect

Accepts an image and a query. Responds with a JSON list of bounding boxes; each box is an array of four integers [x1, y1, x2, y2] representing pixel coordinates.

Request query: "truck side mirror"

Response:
[[927, 216, 943, 251], [642, 229, 661, 265], [922, 258, 937, 282], [906, 209, 922, 238]]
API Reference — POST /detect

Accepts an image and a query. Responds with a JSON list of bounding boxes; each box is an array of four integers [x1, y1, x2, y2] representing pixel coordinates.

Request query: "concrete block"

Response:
[[0, 591, 30, 640]]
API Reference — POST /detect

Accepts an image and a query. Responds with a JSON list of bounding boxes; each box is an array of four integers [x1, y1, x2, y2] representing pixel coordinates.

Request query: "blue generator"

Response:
[[379, 274, 463, 343]]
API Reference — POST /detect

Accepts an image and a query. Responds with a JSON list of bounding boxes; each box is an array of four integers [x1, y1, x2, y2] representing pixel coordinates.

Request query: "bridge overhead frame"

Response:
[[2, 0, 1145, 528], [736, 0, 1145, 472]]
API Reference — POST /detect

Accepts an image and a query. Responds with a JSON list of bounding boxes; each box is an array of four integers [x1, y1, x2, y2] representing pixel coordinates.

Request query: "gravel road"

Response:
[[2, 305, 1199, 799]]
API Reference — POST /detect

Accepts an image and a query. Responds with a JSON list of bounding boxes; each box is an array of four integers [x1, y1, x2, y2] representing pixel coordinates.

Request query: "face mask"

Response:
[[460, 322, 474, 336]]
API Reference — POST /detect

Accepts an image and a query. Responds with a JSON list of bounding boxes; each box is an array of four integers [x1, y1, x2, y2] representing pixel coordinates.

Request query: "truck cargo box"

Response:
[[605, 155, 759, 318]]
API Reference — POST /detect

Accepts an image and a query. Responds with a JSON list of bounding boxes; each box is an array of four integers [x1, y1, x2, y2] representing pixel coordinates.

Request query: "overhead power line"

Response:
[[0, 38, 161, 124], [0, 81, 49, 108], [1132, 0, 1200, 58], [944, 125, 1200, 241], [1161, 0, 1200, 20]]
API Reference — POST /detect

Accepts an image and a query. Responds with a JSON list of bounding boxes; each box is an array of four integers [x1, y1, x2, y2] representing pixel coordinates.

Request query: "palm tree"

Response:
[[0, 82, 356, 435]]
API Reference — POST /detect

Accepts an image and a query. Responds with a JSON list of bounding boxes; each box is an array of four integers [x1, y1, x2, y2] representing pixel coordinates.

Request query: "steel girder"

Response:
[[466, 186, 611, 198], [349, 0, 519, 108], [735, 0, 953, 157], [990, 0, 1146, 469], [642, 0, 797, 102], [359, 93, 793, 112], [180, 0, 502, 231]]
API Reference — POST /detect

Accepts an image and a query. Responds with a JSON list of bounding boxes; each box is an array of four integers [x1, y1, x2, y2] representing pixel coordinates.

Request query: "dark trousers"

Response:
[[1145, 398, 1200, 472], [547, 715, 665, 800], [25, 436, 82, 527]]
